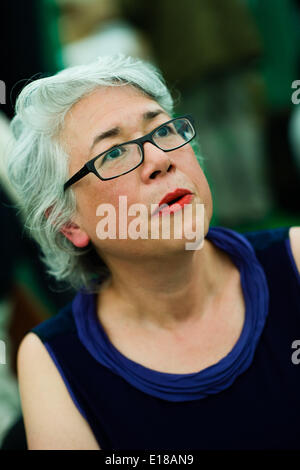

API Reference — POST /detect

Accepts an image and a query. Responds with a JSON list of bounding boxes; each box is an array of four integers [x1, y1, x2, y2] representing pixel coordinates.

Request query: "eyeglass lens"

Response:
[[94, 118, 194, 179]]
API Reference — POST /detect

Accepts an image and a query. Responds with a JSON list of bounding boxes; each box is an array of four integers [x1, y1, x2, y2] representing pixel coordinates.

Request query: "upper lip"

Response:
[[158, 188, 192, 207]]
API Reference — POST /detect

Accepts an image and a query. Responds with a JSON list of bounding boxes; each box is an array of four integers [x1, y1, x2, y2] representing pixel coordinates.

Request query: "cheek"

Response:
[[186, 154, 210, 192], [188, 158, 213, 217], [76, 180, 135, 232], [77, 178, 121, 211]]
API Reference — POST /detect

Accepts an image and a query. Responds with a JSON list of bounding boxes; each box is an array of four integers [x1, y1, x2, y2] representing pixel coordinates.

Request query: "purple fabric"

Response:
[[72, 226, 269, 402], [44, 341, 88, 420]]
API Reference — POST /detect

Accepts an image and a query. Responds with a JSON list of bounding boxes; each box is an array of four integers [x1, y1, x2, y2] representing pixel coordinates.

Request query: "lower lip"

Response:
[[156, 194, 194, 216]]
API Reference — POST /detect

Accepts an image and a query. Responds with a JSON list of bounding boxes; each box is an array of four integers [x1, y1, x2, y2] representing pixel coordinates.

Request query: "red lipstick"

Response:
[[153, 188, 193, 216]]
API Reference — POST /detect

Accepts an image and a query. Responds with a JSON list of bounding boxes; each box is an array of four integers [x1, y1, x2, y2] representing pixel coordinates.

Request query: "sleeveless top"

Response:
[[31, 226, 300, 450]]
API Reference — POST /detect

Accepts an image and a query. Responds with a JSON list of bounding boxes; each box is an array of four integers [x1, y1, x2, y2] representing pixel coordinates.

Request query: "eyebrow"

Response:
[[90, 109, 166, 152]]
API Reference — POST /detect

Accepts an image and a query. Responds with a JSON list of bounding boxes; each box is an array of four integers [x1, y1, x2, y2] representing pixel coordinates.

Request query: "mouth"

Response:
[[153, 188, 194, 216]]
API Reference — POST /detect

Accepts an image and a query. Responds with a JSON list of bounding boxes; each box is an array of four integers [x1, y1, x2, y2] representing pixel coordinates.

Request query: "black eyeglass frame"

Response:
[[63, 114, 196, 191]]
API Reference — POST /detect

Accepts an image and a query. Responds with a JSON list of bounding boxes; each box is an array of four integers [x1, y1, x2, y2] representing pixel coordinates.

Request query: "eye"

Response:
[[103, 146, 125, 161], [155, 124, 173, 138]]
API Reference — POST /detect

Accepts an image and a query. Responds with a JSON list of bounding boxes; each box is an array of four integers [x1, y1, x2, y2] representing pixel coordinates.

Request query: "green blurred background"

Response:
[[1, 0, 300, 317], [0, 0, 300, 445]]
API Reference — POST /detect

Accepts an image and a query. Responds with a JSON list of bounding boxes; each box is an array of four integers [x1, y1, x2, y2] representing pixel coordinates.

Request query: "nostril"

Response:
[[150, 170, 160, 179], [150, 163, 173, 179]]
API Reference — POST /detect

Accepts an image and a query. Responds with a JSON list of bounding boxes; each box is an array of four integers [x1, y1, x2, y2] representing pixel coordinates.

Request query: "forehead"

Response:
[[63, 85, 162, 135], [61, 85, 169, 168], [61, 85, 166, 160]]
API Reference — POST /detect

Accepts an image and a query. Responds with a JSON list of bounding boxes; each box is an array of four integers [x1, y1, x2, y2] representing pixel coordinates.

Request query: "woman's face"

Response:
[[61, 85, 213, 263]]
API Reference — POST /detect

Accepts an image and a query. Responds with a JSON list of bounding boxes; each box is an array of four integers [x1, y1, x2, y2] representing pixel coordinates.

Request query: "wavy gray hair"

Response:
[[6, 55, 177, 292]]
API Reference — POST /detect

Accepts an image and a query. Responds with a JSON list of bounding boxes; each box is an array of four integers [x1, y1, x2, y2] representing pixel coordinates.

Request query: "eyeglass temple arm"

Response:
[[63, 165, 90, 191]]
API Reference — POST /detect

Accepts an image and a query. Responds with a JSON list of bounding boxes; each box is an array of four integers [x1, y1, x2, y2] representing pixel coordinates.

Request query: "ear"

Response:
[[44, 207, 90, 248], [60, 221, 90, 248]]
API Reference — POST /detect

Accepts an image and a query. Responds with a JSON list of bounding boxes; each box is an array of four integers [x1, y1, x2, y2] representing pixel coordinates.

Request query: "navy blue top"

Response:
[[71, 226, 269, 402], [31, 226, 300, 450]]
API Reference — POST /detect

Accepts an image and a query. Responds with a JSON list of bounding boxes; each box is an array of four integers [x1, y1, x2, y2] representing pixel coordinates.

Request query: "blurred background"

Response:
[[0, 0, 300, 447]]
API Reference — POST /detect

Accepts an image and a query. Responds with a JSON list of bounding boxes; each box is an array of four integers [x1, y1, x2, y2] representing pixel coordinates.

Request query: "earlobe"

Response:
[[60, 222, 90, 248], [44, 207, 90, 248]]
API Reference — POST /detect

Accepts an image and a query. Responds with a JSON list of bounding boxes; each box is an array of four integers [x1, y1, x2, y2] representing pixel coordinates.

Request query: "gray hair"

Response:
[[6, 55, 176, 292]]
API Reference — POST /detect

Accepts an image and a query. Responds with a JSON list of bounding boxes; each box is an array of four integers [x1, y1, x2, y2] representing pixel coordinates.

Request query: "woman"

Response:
[[6, 55, 300, 450]]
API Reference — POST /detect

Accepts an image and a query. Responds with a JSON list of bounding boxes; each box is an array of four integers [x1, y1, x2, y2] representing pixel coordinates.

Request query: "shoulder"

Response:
[[17, 332, 100, 449], [242, 226, 290, 251], [289, 226, 300, 275], [242, 227, 300, 273], [31, 300, 76, 343], [242, 225, 300, 276]]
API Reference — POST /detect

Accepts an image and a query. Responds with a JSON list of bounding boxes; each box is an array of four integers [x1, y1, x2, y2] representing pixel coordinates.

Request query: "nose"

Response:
[[140, 141, 174, 181]]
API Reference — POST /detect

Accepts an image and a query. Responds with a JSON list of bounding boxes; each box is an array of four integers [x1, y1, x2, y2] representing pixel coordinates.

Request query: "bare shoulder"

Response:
[[289, 227, 300, 275], [17, 332, 100, 450]]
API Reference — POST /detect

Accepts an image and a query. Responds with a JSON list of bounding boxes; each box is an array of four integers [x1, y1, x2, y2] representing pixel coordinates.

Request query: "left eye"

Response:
[[156, 125, 172, 138]]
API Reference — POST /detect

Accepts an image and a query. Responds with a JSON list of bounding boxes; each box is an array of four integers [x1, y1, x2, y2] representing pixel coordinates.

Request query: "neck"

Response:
[[97, 239, 232, 331]]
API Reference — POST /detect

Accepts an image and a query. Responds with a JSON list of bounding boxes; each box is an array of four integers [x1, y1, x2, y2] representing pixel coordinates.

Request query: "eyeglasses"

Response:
[[63, 115, 196, 191]]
